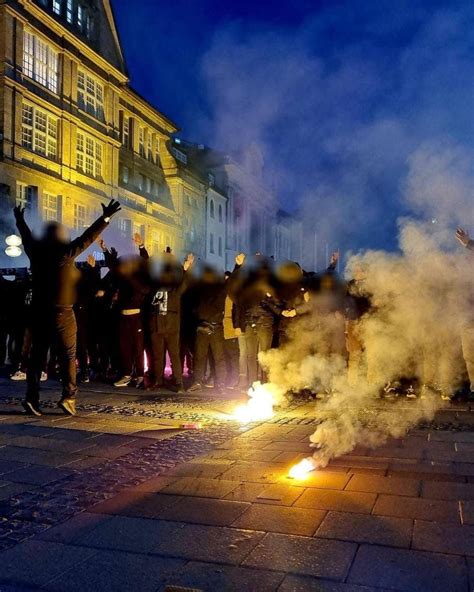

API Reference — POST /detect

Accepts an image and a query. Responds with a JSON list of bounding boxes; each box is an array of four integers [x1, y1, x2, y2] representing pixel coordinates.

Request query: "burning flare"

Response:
[[288, 457, 317, 479], [233, 382, 276, 423]]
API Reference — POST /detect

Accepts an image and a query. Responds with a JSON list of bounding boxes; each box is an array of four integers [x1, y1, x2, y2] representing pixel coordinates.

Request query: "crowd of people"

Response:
[[1, 199, 474, 417]]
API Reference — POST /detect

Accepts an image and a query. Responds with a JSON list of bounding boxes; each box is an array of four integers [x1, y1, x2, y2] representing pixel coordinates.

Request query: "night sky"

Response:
[[112, 0, 474, 253]]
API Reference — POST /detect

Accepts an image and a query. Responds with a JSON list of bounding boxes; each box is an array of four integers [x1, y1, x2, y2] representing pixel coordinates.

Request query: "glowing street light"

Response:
[[6, 234, 22, 247], [5, 246, 22, 258]]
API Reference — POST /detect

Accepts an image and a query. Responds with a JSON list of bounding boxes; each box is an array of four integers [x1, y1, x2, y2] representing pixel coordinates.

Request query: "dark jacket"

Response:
[[16, 215, 108, 308]]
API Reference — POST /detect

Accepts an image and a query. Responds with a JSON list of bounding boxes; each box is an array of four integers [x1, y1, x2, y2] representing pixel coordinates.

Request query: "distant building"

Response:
[[0, 0, 195, 260]]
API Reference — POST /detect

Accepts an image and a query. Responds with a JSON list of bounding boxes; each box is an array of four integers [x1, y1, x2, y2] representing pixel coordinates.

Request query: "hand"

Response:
[[235, 253, 246, 266], [13, 206, 25, 221], [330, 250, 340, 266], [95, 290, 105, 298], [98, 238, 106, 252], [101, 199, 121, 219], [183, 253, 195, 271], [133, 233, 143, 247], [109, 247, 118, 259], [87, 254, 96, 267], [456, 227, 470, 247], [304, 291, 310, 303], [282, 309, 297, 318]]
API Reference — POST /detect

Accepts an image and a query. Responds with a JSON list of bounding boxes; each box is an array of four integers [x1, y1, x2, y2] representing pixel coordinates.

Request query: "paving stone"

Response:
[[413, 520, 474, 555], [161, 496, 250, 526], [64, 516, 185, 553], [0, 460, 29, 476], [345, 474, 420, 496], [44, 549, 185, 592], [232, 504, 325, 536], [158, 560, 284, 592], [7, 436, 95, 454], [223, 482, 268, 502], [0, 481, 35, 501], [254, 483, 305, 506], [263, 441, 312, 452], [295, 489, 376, 514], [38, 512, 114, 544], [166, 462, 231, 478], [373, 494, 461, 523], [279, 574, 388, 592], [316, 511, 412, 548], [242, 532, 356, 579], [0, 446, 77, 467], [89, 491, 181, 518], [160, 477, 239, 498], [422, 481, 474, 500], [131, 476, 178, 492], [155, 523, 264, 564], [348, 544, 468, 592], [289, 471, 350, 490], [219, 462, 285, 483], [273, 452, 310, 464], [0, 540, 95, 587], [6, 465, 74, 486]]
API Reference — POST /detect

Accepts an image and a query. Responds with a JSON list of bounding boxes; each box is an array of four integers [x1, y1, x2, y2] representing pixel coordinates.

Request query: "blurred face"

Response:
[[43, 222, 69, 244]]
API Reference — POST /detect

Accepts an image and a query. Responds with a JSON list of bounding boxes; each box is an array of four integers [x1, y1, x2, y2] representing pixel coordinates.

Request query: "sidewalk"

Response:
[[0, 381, 473, 591]]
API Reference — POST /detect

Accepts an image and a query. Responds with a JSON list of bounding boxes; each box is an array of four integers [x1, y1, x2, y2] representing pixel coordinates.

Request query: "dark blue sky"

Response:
[[111, 0, 474, 252]]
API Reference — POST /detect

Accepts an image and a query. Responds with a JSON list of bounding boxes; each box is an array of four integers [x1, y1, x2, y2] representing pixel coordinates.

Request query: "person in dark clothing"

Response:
[[103, 245, 149, 389], [136, 235, 194, 392], [75, 254, 101, 383], [0, 274, 15, 369], [188, 265, 227, 392], [14, 199, 121, 416]]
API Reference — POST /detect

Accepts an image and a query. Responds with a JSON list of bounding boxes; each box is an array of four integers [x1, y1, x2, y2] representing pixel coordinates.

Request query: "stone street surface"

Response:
[[1, 380, 474, 591]]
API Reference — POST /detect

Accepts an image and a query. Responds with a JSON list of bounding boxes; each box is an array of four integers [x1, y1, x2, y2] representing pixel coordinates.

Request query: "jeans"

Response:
[[194, 325, 225, 385], [245, 323, 273, 384], [27, 307, 77, 404], [224, 338, 240, 386]]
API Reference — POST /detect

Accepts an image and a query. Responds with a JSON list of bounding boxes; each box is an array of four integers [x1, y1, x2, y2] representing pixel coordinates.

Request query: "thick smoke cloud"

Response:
[[198, 0, 474, 253]]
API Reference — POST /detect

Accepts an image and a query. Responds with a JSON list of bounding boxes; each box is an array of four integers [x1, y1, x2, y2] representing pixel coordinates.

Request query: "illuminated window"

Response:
[[138, 128, 145, 157], [42, 193, 58, 221], [52, 0, 62, 15], [151, 230, 161, 255], [171, 146, 187, 164], [23, 30, 58, 94], [66, 0, 73, 23], [76, 131, 103, 178], [73, 203, 87, 230], [147, 133, 153, 162], [145, 177, 151, 193], [121, 165, 129, 183], [78, 70, 104, 121], [155, 137, 160, 163], [22, 103, 57, 159], [16, 183, 31, 208]]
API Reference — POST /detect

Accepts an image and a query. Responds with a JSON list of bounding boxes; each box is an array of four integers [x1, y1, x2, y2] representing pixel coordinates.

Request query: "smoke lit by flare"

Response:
[[233, 381, 284, 423], [288, 457, 317, 479]]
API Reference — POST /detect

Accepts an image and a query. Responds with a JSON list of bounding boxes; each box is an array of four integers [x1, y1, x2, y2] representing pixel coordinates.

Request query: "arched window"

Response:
[[210, 233, 215, 254], [218, 204, 223, 222], [210, 200, 215, 219]]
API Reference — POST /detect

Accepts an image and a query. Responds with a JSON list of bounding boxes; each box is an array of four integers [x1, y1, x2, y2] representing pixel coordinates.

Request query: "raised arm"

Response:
[[67, 200, 121, 259], [456, 228, 474, 251], [133, 233, 150, 260], [13, 206, 34, 257]]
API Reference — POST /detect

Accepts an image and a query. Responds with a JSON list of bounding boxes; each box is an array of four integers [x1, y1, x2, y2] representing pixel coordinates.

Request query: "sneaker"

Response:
[[114, 376, 132, 388], [187, 382, 203, 393], [406, 385, 417, 399], [11, 371, 27, 381], [146, 382, 164, 392], [22, 400, 42, 416], [135, 377, 145, 389], [78, 369, 90, 384], [40, 372, 48, 382], [58, 398, 76, 416]]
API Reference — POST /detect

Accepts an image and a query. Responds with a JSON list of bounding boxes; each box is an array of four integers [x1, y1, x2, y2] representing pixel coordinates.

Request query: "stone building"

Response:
[[0, 0, 193, 262]]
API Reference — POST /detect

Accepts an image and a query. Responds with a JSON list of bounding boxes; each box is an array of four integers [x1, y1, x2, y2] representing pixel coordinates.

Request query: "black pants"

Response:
[[224, 338, 239, 386], [150, 330, 183, 385], [194, 326, 225, 385], [119, 314, 144, 377], [27, 307, 77, 404], [245, 324, 273, 384]]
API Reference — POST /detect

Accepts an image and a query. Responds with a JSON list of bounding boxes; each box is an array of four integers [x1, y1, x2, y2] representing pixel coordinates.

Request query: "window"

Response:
[[138, 174, 145, 191], [208, 173, 215, 186], [118, 218, 132, 238], [147, 133, 153, 162], [138, 128, 145, 158], [42, 193, 58, 221], [16, 183, 31, 209], [122, 116, 130, 148], [210, 233, 214, 254], [78, 71, 104, 121], [23, 30, 59, 94], [171, 146, 187, 164], [218, 204, 223, 222], [121, 165, 129, 184], [73, 203, 86, 230], [218, 236, 223, 257], [151, 230, 161, 255], [155, 137, 160, 163], [145, 177, 151, 194], [209, 199, 215, 219], [76, 131, 102, 178], [22, 103, 58, 159], [66, 0, 73, 23], [52, 0, 62, 15]]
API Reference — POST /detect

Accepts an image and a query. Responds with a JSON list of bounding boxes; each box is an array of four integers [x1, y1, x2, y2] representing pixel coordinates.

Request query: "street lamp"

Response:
[[4, 234, 22, 258]]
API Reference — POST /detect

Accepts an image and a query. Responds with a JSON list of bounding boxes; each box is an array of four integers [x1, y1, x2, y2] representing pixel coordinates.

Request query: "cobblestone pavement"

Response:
[[1, 379, 474, 591]]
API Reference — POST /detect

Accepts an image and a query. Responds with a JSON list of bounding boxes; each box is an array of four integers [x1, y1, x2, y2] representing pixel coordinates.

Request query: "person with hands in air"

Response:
[[13, 199, 121, 417]]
